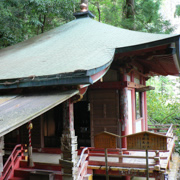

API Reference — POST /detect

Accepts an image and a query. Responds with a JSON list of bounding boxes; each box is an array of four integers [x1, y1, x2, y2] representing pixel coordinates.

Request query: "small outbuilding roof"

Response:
[[122, 131, 171, 138], [95, 131, 120, 138], [0, 16, 179, 89]]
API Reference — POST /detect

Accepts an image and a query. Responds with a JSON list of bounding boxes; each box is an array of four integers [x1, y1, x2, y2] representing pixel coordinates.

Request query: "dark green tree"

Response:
[[0, 0, 174, 49], [146, 76, 180, 125], [0, 0, 78, 48], [121, 0, 173, 33]]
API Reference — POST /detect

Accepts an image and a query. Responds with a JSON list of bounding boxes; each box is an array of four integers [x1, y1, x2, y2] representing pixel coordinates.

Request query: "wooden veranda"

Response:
[[0, 124, 177, 180], [77, 124, 176, 179]]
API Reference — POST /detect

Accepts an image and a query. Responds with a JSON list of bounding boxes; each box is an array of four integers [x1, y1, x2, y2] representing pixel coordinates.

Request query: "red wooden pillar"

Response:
[[120, 71, 128, 148], [140, 76, 144, 131], [143, 79, 148, 131], [141, 91, 145, 131], [131, 72, 136, 133]]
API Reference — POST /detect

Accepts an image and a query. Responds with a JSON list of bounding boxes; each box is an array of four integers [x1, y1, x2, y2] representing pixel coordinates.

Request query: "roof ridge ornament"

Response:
[[73, 0, 95, 19], [80, 0, 88, 12]]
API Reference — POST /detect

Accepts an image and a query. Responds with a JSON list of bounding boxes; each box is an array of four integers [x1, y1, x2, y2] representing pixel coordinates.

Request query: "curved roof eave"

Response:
[[115, 35, 180, 74], [115, 35, 180, 54], [0, 17, 180, 86]]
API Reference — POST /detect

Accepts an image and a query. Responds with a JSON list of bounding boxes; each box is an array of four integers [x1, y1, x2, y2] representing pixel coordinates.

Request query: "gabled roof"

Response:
[[122, 131, 171, 138], [95, 131, 120, 137], [0, 17, 179, 89]]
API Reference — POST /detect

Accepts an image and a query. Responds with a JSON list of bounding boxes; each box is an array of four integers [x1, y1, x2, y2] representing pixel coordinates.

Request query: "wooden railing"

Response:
[[87, 148, 161, 170], [148, 124, 179, 133], [87, 125, 176, 172], [0, 144, 25, 180]]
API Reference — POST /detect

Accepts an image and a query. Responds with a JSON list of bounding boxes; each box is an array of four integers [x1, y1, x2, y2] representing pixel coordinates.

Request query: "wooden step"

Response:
[[14, 168, 32, 179], [14, 167, 62, 180], [9, 177, 25, 180], [20, 160, 61, 171]]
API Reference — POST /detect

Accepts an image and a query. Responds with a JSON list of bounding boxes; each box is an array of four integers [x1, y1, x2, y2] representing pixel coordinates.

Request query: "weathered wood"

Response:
[[89, 153, 167, 159], [126, 132, 168, 150], [0, 136, 4, 176], [148, 128, 169, 131], [127, 81, 145, 89], [88, 161, 155, 168], [89, 81, 127, 89], [60, 100, 78, 180], [105, 148, 109, 180], [146, 149, 149, 180], [136, 86, 155, 92], [94, 131, 118, 148], [59, 159, 76, 168], [89, 90, 119, 147]]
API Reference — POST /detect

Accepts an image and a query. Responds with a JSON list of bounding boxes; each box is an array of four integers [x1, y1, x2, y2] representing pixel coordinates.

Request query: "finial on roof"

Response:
[[73, 0, 95, 19], [80, 0, 88, 12]]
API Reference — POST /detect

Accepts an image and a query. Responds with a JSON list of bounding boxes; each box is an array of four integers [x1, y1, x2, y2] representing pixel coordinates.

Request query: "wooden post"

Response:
[[105, 148, 109, 180], [0, 136, 4, 176], [119, 150, 123, 163], [146, 149, 149, 180], [60, 99, 78, 180], [28, 121, 34, 167]]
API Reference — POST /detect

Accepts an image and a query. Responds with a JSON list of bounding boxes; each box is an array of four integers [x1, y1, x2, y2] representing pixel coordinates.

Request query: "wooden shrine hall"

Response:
[[0, 0, 179, 180]]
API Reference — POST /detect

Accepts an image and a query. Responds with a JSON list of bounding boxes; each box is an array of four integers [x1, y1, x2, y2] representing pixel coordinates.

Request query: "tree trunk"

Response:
[[123, 0, 135, 30], [97, 2, 101, 22], [126, 0, 135, 19], [41, 15, 46, 34]]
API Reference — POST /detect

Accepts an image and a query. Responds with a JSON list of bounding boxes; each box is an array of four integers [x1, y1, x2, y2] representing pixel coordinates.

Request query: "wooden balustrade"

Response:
[[87, 124, 176, 173], [0, 144, 26, 180]]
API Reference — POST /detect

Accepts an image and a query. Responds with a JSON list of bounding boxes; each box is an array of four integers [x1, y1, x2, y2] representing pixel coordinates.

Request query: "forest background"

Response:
[[0, 0, 180, 137]]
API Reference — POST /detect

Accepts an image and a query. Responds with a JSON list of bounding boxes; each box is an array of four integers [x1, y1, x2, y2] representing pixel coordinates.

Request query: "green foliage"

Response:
[[175, 141, 180, 154], [146, 76, 180, 125], [89, 0, 123, 26], [0, 0, 78, 48], [88, 0, 173, 33], [0, 0, 174, 48], [174, 5, 180, 17], [121, 0, 173, 33]]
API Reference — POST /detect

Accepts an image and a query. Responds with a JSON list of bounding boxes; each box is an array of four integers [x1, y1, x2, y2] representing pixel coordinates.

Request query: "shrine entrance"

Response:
[[74, 101, 91, 147]]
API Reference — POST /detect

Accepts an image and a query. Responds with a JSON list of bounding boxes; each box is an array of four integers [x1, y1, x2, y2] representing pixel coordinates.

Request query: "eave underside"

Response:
[[114, 44, 180, 76]]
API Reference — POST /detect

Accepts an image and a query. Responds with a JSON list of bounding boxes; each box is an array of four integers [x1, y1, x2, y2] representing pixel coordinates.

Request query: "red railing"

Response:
[[76, 147, 89, 180], [0, 144, 25, 180]]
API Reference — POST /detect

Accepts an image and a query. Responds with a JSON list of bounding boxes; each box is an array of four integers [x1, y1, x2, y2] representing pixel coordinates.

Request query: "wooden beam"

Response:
[[90, 81, 127, 89], [89, 153, 167, 159], [136, 86, 155, 92], [88, 161, 155, 168], [90, 81, 154, 92]]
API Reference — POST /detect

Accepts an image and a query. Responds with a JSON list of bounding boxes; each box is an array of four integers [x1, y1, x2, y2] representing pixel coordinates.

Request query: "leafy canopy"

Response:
[[0, 0, 174, 48], [146, 76, 180, 125]]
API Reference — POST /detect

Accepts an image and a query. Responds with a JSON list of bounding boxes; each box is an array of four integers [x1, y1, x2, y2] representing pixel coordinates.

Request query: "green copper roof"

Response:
[[0, 17, 179, 83]]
